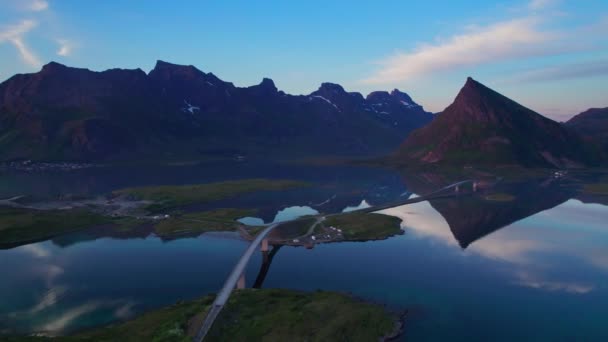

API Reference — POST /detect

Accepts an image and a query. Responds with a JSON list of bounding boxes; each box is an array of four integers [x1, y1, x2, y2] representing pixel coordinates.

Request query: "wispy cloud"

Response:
[[359, 0, 606, 86], [56, 39, 72, 56], [0, 20, 42, 68], [28, 0, 49, 12], [11, 36, 42, 67], [528, 0, 558, 10], [361, 17, 557, 84], [505, 60, 608, 84], [0, 19, 36, 41]]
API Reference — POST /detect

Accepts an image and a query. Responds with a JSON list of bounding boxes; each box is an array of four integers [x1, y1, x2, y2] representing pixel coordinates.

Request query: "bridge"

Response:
[[194, 222, 278, 341], [352, 179, 476, 215], [194, 179, 479, 341]]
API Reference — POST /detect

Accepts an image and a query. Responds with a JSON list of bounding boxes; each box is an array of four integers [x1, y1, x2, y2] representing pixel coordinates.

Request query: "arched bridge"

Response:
[[194, 179, 480, 341]]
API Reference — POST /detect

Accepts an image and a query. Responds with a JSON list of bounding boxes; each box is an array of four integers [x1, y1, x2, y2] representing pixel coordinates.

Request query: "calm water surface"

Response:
[[1, 166, 608, 340]]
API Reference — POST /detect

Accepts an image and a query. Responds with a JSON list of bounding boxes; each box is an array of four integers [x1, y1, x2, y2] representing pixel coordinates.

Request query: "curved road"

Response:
[[194, 223, 280, 341], [194, 179, 475, 341]]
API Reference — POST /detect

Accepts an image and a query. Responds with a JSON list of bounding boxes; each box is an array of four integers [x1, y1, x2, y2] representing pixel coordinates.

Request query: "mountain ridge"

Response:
[[565, 107, 608, 153], [0, 61, 433, 162]]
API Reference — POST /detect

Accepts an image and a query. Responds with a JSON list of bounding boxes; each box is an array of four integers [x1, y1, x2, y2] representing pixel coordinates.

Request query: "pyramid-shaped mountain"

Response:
[[397, 77, 598, 168]]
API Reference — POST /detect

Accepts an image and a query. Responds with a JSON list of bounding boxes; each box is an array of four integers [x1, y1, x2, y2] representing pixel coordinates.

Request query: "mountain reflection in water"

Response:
[[1, 169, 608, 340]]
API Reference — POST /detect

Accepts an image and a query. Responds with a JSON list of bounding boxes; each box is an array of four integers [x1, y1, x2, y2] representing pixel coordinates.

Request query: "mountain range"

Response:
[[1, 61, 606, 168], [396, 77, 603, 168], [0, 61, 432, 161]]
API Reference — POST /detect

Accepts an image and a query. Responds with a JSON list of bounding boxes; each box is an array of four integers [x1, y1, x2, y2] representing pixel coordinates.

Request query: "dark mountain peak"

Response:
[[259, 77, 277, 92], [367, 89, 420, 106], [457, 77, 497, 101], [307, 83, 374, 113], [461, 76, 482, 90], [460, 76, 485, 94], [38, 63, 146, 82], [310, 83, 350, 102], [447, 77, 527, 124], [246, 77, 278, 95], [152, 60, 196, 70], [149, 60, 205, 80], [366, 91, 391, 103], [39, 62, 93, 78], [568, 107, 608, 122], [390, 89, 420, 107], [317, 82, 346, 94], [398, 77, 597, 168], [389, 89, 413, 101], [103, 67, 147, 77], [41, 61, 68, 72], [566, 107, 608, 153], [348, 92, 365, 102]]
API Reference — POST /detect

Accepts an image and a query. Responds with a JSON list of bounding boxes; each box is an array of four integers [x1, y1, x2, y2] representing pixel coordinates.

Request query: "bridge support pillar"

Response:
[[237, 273, 246, 289], [261, 238, 269, 252], [455, 185, 460, 193], [473, 182, 478, 192]]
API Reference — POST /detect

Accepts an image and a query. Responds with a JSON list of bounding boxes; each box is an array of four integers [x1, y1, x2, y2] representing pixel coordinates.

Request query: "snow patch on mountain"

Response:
[[401, 100, 421, 109], [310, 95, 341, 112], [181, 100, 200, 114]]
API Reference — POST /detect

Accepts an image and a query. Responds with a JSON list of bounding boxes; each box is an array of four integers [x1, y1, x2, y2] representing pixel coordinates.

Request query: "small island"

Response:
[[0, 176, 411, 249], [3, 289, 403, 342], [0, 179, 307, 248]]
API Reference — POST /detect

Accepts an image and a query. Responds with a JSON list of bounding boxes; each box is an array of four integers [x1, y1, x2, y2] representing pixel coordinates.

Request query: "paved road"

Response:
[[194, 223, 280, 342], [194, 179, 474, 341], [332, 179, 474, 216]]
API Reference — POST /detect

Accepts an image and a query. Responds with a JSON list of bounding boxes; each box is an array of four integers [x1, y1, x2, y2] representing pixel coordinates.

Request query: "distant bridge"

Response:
[[355, 179, 477, 214], [193, 179, 479, 341]]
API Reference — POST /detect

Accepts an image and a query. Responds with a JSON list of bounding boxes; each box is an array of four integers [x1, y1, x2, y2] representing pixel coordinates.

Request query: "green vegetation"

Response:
[[153, 208, 256, 237], [2, 297, 214, 342], [324, 212, 402, 241], [484, 193, 516, 201], [71, 296, 211, 342], [269, 217, 318, 240], [113, 179, 308, 212], [109, 216, 146, 232], [0, 207, 109, 247], [2, 289, 398, 342], [0, 179, 308, 247], [207, 289, 397, 341]]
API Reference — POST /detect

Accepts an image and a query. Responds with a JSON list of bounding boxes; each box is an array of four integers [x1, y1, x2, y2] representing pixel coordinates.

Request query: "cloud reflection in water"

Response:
[[378, 199, 608, 294]]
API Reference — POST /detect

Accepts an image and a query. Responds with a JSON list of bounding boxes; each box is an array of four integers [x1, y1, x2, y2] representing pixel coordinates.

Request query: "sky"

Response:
[[0, 0, 607, 121]]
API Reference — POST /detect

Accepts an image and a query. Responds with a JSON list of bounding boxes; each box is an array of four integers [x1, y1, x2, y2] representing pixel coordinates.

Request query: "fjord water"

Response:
[[1, 166, 608, 340]]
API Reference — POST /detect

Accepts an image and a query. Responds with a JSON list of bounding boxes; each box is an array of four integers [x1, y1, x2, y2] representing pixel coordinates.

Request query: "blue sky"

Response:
[[0, 0, 606, 120]]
